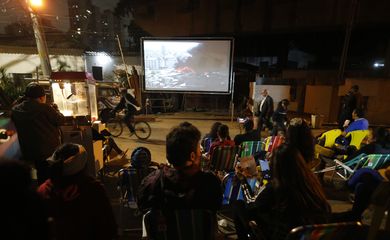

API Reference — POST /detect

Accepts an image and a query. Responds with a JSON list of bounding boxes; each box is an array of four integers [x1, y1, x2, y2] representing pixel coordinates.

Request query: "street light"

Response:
[[29, 0, 43, 8], [26, 0, 52, 79]]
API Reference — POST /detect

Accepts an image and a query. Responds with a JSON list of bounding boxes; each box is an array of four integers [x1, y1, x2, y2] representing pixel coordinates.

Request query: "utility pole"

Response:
[[27, 0, 52, 79]]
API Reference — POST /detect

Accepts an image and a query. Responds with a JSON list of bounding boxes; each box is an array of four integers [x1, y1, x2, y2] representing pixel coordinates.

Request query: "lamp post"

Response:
[[27, 0, 52, 79]]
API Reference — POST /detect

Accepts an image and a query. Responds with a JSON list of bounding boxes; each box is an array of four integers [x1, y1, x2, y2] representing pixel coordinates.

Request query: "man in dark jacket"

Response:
[[137, 122, 222, 212], [254, 89, 274, 131], [12, 83, 64, 184], [112, 88, 140, 135]]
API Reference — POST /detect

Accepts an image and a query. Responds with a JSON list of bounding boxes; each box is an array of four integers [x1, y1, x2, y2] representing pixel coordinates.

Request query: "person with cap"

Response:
[[12, 82, 64, 184], [111, 88, 141, 136], [37, 143, 117, 240], [233, 119, 261, 146], [137, 122, 222, 212]]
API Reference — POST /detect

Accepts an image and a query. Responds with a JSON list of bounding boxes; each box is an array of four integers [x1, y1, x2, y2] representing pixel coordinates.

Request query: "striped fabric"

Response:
[[210, 145, 238, 172], [362, 154, 390, 170], [222, 172, 261, 205], [263, 136, 284, 152], [240, 141, 265, 157]]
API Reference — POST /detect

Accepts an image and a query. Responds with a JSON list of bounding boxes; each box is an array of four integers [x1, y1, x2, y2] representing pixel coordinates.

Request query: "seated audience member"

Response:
[[137, 123, 222, 212], [37, 143, 117, 240], [201, 121, 222, 152], [209, 124, 235, 157], [234, 119, 261, 146], [344, 108, 369, 134], [233, 144, 330, 240], [286, 118, 315, 164], [271, 99, 289, 136], [345, 127, 390, 161], [0, 160, 50, 240], [333, 166, 390, 222], [92, 127, 127, 160]]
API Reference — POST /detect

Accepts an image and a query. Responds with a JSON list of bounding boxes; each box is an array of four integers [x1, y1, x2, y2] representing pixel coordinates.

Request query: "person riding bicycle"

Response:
[[111, 88, 141, 135]]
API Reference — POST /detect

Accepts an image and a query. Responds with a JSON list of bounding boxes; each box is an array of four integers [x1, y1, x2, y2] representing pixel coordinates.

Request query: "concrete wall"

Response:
[[340, 78, 390, 125], [304, 85, 333, 121]]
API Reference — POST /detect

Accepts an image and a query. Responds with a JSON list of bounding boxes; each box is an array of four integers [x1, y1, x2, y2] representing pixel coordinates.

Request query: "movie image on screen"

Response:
[[142, 38, 233, 94]]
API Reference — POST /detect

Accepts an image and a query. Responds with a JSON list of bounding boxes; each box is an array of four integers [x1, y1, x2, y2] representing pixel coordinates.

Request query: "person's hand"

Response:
[[51, 103, 59, 111]]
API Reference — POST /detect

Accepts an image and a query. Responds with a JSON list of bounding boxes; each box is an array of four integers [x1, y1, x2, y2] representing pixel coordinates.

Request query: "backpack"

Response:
[[131, 147, 151, 168]]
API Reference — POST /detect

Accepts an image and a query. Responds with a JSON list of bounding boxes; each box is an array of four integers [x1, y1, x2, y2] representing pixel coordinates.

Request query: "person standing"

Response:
[[254, 89, 274, 131], [272, 99, 289, 136], [12, 83, 64, 184], [339, 85, 362, 129], [111, 88, 141, 135]]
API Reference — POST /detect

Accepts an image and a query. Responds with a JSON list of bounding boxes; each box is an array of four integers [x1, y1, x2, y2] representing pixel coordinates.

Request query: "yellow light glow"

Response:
[[29, 0, 43, 8]]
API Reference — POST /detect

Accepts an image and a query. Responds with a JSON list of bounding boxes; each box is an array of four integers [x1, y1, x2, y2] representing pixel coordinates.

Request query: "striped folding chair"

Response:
[[263, 136, 284, 153], [286, 221, 366, 240], [240, 141, 265, 158], [209, 145, 238, 172], [221, 172, 262, 205], [361, 154, 390, 170]]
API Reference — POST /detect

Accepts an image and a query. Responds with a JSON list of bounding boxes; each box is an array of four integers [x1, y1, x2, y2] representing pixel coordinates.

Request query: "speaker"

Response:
[[92, 66, 103, 80]]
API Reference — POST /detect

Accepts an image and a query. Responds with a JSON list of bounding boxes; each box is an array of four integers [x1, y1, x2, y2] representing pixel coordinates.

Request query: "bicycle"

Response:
[[105, 112, 152, 140]]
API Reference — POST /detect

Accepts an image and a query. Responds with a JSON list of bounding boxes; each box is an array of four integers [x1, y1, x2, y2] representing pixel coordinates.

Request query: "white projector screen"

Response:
[[141, 38, 234, 94]]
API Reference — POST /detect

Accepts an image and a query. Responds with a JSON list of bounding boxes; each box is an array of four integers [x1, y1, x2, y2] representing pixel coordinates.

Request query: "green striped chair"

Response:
[[210, 145, 238, 172], [240, 141, 265, 158]]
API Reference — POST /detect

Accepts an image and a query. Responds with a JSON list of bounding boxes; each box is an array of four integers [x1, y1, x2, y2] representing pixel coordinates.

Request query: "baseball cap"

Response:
[[25, 83, 45, 98]]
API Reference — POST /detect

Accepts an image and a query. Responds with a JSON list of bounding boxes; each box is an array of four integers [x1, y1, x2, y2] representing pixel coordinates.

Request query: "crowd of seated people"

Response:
[[1, 110, 389, 240]]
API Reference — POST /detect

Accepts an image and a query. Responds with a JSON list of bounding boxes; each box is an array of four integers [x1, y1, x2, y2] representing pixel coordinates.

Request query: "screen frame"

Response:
[[141, 37, 234, 95]]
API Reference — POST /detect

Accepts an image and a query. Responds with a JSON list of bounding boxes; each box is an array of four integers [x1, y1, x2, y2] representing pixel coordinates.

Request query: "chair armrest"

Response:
[[334, 159, 354, 174]]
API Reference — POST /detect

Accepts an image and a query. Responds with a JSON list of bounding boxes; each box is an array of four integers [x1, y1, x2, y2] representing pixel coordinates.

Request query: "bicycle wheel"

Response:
[[134, 121, 151, 140], [106, 119, 123, 137]]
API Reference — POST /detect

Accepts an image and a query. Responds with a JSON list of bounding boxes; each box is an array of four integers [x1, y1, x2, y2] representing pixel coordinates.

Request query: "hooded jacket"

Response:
[[12, 99, 64, 162]]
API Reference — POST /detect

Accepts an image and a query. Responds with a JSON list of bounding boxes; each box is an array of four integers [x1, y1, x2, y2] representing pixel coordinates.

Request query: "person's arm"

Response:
[[113, 97, 125, 112], [127, 94, 140, 107], [137, 170, 160, 213], [46, 104, 65, 126]]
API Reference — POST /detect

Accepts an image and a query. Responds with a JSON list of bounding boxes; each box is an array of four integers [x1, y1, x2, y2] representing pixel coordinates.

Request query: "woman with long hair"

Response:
[[233, 144, 330, 240], [201, 121, 222, 152], [286, 118, 315, 164]]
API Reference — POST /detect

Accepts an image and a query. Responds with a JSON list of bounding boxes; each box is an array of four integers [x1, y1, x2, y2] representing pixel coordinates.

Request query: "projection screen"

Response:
[[141, 38, 234, 94]]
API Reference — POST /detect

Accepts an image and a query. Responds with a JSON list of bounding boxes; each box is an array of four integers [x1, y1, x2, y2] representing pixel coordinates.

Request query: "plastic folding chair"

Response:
[[317, 129, 342, 148], [117, 167, 156, 233], [346, 130, 369, 150], [286, 221, 366, 240], [209, 145, 238, 172], [240, 141, 265, 158], [263, 136, 284, 152]]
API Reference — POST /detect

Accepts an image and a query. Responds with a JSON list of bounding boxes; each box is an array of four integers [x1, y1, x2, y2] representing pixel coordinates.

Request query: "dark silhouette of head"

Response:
[[374, 127, 390, 148], [286, 118, 315, 163], [166, 123, 201, 168], [0, 160, 49, 239], [243, 119, 254, 132], [353, 108, 365, 119], [208, 122, 222, 140], [217, 124, 230, 140]]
